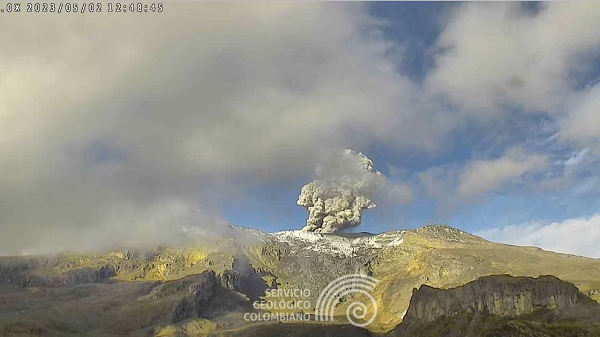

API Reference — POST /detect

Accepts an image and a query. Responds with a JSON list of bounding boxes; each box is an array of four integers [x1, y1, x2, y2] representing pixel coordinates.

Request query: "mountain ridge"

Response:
[[2, 224, 600, 336], [393, 274, 600, 337]]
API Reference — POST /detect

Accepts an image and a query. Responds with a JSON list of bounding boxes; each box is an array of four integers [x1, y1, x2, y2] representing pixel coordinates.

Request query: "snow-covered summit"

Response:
[[269, 229, 406, 257], [226, 223, 482, 256]]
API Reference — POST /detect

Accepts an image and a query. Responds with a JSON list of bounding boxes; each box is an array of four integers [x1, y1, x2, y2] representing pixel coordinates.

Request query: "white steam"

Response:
[[297, 149, 383, 233]]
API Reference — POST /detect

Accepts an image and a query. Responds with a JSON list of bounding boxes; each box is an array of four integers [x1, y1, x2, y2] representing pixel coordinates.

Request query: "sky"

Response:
[[1, 2, 600, 257]]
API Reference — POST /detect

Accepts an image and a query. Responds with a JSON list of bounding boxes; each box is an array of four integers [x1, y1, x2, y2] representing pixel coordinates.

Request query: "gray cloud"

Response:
[[561, 84, 600, 150], [298, 149, 381, 233], [297, 149, 411, 233], [417, 148, 548, 218], [427, 2, 600, 115], [457, 148, 548, 197], [1, 3, 600, 255], [0, 3, 437, 255], [416, 2, 600, 217]]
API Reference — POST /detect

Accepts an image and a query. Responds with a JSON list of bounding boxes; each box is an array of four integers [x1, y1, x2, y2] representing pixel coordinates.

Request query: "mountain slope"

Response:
[[244, 225, 600, 331], [2, 225, 600, 335]]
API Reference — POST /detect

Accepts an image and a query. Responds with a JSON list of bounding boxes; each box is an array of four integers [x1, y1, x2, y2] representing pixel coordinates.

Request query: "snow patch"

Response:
[[270, 229, 405, 257], [388, 236, 404, 247]]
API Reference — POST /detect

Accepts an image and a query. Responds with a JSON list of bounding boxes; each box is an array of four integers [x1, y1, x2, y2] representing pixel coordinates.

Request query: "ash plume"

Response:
[[297, 149, 383, 233]]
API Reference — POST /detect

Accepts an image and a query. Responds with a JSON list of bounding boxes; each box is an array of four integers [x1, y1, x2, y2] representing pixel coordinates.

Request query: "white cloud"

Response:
[[561, 84, 600, 150], [458, 148, 547, 197], [420, 2, 600, 209], [0, 3, 434, 254], [427, 2, 600, 115], [418, 148, 548, 215], [1, 3, 599, 255], [477, 213, 600, 258]]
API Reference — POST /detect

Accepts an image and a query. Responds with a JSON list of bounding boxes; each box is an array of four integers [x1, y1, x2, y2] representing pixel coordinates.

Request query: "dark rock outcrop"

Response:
[[0, 256, 117, 288], [394, 275, 600, 337], [64, 265, 116, 285], [148, 270, 247, 323], [404, 275, 580, 323]]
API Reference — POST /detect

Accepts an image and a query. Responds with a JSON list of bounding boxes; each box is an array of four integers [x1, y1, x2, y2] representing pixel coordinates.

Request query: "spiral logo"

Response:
[[314, 274, 378, 327]]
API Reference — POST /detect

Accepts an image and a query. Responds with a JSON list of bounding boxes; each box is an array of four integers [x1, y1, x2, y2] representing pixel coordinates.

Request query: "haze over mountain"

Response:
[[2, 225, 600, 336]]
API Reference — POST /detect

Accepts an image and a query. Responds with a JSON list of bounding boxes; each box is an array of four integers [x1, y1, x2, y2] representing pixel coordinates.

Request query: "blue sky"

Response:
[[225, 2, 600, 239], [223, 3, 452, 233], [1, 2, 600, 256]]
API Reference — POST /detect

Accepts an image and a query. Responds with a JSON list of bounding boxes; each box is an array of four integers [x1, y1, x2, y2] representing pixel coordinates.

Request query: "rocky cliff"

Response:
[[394, 275, 600, 337], [404, 275, 580, 323], [3, 225, 600, 336], [147, 270, 247, 323]]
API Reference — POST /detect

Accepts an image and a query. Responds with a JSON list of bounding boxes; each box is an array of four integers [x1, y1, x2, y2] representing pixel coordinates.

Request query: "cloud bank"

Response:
[[0, 3, 433, 255], [1, 2, 600, 255], [561, 84, 600, 150], [458, 148, 548, 197], [428, 2, 600, 115], [477, 214, 600, 258]]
